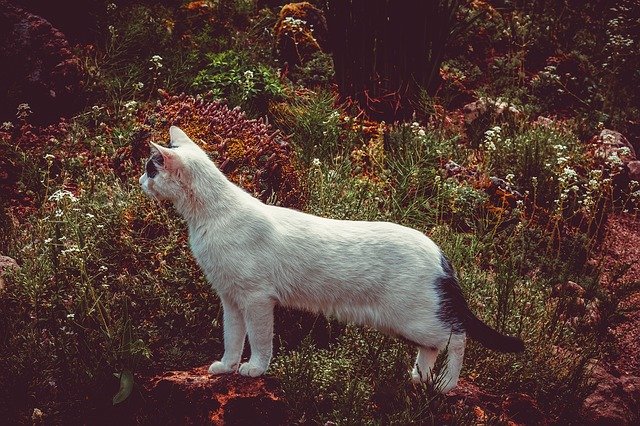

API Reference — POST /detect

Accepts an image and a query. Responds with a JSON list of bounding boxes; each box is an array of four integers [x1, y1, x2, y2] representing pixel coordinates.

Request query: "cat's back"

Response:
[[265, 204, 439, 259]]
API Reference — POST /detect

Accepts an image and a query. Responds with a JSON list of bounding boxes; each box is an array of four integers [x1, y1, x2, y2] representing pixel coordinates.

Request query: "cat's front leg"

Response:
[[238, 297, 275, 377], [208, 295, 246, 375]]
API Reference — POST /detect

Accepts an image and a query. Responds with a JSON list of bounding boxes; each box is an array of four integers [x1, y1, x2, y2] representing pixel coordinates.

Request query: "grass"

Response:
[[2, 0, 639, 424]]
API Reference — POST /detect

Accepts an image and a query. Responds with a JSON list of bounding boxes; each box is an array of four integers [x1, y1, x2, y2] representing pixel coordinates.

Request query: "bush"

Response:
[[193, 50, 285, 115]]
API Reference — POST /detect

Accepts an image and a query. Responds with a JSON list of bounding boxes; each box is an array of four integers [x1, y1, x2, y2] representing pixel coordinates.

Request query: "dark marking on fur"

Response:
[[145, 153, 164, 178], [435, 252, 525, 353], [435, 254, 467, 333]]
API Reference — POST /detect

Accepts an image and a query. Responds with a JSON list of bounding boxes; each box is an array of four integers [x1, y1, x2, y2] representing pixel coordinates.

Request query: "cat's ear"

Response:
[[169, 126, 195, 148], [150, 142, 181, 171]]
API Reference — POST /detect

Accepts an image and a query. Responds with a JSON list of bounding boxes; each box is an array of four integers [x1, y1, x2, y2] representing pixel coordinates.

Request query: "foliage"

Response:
[[193, 50, 285, 114], [0, 173, 221, 418]]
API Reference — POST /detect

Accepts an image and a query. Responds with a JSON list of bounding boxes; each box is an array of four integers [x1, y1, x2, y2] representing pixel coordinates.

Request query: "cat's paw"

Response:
[[208, 361, 235, 375], [238, 362, 266, 377], [410, 366, 432, 384]]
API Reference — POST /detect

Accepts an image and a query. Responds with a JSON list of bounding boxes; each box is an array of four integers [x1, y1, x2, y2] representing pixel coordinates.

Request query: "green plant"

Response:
[[193, 50, 285, 114]]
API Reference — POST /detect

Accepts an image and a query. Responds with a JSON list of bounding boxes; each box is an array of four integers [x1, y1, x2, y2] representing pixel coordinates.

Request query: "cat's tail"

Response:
[[463, 313, 525, 353], [438, 253, 525, 353]]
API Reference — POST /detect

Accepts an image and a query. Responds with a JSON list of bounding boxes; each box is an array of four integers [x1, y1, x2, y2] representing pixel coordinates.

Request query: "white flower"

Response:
[[149, 55, 163, 70], [61, 246, 81, 255], [48, 189, 78, 203], [44, 153, 55, 161], [1, 121, 13, 130], [243, 70, 254, 80], [55, 209, 63, 218], [124, 100, 138, 110], [312, 158, 321, 167]]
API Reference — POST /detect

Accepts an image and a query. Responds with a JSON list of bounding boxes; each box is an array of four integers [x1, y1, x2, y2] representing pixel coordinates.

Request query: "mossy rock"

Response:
[[274, 2, 328, 67]]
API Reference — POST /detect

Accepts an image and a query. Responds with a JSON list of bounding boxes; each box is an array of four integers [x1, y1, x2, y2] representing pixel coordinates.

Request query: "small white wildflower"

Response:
[[312, 158, 321, 167], [417, 129, 426, 137], [618, 147, 631, 156], [44, 238, 53, 244], [48, 189, 78, 202], [55, 209, 63, 218], [244, 70, 254, 80], [66, 313, 75, 319], [149, 55, 163, 70], [123, 100, 138, 110], [505, 173, 515, 183], [16, 103, 32, 119], [606, 152, 623, 166], [44, 153, 55, 161], [107, 3, 117, 12], [1, 121, 13, 130], [61, 246, 81, 255]]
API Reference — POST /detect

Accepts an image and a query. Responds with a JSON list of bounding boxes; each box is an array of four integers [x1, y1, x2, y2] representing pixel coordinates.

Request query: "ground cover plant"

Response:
[[1, 0, 639, 424]]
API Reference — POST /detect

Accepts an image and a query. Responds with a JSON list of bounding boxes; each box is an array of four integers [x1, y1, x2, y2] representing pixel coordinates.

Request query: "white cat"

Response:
[[139, 126, 524, 393]]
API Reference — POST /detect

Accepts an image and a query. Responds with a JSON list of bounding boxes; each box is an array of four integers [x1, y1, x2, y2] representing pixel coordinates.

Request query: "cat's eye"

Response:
[[146, 159, 158, 178]]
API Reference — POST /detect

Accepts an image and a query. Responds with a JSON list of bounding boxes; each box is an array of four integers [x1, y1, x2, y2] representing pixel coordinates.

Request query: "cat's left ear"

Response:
[[169, 126, 195, 148], [150, 142, 181, 171]]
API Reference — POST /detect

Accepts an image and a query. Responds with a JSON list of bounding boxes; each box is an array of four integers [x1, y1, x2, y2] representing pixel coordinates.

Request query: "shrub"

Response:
[[193, 50, 285, 114]]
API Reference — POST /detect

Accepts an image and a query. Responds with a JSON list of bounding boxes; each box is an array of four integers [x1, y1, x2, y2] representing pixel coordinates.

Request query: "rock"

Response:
[[482, 176, 524, 209], [502, 393, 546, 425], [143, 366, 287, 425], [627, 160, 640, 182], [0, 255, 19, 290], [581, 362, 640, 425], [462, 99, 489, 124], [591, 129, 637, 166], [8, 0, 103, 42], [274, 2, 328, 66], [0, 1, 85, 124], [444, 160, 464, 177], [463, 97, 519, 146], [447, 379, 500, 408], [552, 281, 586, 298], [462, 98, 519, 125], [535, 116, 555, 127]]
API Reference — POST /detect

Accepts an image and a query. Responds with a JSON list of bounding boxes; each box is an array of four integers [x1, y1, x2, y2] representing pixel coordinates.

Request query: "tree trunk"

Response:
[[323, 0, 461, 121]]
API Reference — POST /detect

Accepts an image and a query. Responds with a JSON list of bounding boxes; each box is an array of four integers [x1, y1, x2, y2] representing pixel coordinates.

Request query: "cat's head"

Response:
[[139, 126, 210, 203]]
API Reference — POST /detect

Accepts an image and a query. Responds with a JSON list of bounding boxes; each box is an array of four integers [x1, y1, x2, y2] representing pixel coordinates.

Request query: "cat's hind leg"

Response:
[[411, 347, 438, 383], [439, 333, 466, 393]]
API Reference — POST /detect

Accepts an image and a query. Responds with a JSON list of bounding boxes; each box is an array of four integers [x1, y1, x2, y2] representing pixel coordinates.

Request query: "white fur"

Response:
[[139, 126, 466, 392]]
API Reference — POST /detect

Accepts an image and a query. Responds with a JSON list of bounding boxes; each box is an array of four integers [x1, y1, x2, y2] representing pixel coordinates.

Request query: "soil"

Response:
[[597, 212, 640, 377]]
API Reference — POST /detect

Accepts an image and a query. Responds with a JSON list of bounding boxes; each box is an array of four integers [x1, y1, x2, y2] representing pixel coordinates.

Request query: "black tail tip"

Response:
[[503, 336, 525, 353]]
